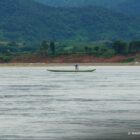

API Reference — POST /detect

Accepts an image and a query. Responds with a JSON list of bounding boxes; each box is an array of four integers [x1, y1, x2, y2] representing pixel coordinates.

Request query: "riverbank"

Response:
[[0, 62, 140, 67], [0, 54, 140, 66]]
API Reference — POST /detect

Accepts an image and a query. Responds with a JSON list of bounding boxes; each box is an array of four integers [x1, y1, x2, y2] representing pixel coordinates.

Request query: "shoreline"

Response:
[[0, 62, 140, 67]]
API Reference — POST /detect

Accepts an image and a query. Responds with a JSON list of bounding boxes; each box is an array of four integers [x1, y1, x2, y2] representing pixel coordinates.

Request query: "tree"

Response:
[[50, 41, 56, 55], [8, 41, 17, 47], [129, 41, 140, 54], [39, 41, 49, 56], [94, 46, 99, 52], [84, 46, 89, 53], [112, 40, 128, 54], [100, 48, 107, 54]]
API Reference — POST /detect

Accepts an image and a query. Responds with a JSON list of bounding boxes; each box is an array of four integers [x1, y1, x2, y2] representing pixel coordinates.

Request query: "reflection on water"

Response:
[[0, 66, 140, 140]]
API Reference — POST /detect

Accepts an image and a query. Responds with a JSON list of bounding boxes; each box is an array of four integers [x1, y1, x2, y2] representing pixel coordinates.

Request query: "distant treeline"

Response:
[[0, 40, 140, 62], [39, 40, 140, 57]]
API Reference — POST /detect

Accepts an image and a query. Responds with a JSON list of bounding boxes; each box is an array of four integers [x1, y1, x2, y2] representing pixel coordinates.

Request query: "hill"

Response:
[[116, 0, 140, 16], [36, 0, 140, 17], [0, 0, 140, 42], [36, 0, 127, 8]]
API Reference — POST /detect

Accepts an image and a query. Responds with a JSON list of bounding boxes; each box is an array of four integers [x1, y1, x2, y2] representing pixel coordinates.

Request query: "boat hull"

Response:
[[47, 69, 96, 72]]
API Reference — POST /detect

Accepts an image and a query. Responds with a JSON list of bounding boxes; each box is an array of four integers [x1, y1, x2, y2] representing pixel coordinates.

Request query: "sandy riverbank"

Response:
[[0, 62, 140, 67]]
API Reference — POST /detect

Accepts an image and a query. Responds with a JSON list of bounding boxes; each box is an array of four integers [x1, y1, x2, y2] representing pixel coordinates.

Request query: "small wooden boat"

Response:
[[47, 69, 96, 72]]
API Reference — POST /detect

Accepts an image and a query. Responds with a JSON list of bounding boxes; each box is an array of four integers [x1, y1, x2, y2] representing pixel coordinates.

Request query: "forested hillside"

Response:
[[0, 0, 139, 42], [116, 0, 140, 16], [36, 0, 127, 8], [37, 0, 140, 16]]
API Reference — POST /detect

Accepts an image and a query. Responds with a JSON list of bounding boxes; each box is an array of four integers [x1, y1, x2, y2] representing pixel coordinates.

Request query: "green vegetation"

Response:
[[0, 55, 13, 63], [37, 0, 140, 17], [122, 57, 135, 63], [0, 41, 140, 62], [0, 39, 140, 63], [36, 0, 127, 8], [0, 0, 140, 42], [112, 41, 128, 54], [0, 40, 38, 62], [0, 0, 140, 63]]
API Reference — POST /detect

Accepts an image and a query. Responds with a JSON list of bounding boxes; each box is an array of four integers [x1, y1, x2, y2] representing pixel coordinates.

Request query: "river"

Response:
[[0, 66, 140, 140]]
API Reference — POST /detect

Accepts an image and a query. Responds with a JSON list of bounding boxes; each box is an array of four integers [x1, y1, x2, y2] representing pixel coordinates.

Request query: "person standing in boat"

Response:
[[75, 64, 79, 71]]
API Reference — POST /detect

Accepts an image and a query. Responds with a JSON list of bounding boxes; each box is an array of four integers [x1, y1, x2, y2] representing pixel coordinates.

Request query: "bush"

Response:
[[122, 57, 135, 63], [101, 49, 115, 58], [0, 55, 12, 63]]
